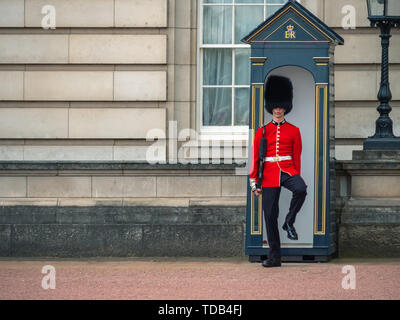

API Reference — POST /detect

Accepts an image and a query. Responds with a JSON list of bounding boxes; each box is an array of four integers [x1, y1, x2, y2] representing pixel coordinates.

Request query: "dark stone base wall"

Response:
[[0, 205, 246, 257], [339, 224, 400, 258], [337, 199, 400, 257]]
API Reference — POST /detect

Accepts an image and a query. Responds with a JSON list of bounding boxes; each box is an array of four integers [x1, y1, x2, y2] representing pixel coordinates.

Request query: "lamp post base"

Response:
[[364, 137, 400, 150]]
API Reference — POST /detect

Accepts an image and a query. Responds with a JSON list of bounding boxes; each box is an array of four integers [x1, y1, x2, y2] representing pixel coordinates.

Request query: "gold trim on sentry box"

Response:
[[314, 83, 328, 235], [250, 83, 264, 235]]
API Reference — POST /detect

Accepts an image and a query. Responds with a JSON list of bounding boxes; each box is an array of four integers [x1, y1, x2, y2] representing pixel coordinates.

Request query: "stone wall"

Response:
[[0, 0, 398, 163], [0, 162, 246, 257], [336, 151, 400, 257], [298, 0, 400, 160], [0, 0, 173, 161]]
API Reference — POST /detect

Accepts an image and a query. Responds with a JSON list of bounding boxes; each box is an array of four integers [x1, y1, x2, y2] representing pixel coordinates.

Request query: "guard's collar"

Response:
[[272, 119, 286, 126]]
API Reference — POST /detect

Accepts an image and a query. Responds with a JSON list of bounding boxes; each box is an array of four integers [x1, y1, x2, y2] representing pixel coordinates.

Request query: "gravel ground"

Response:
[[0, 257, 399, 300]]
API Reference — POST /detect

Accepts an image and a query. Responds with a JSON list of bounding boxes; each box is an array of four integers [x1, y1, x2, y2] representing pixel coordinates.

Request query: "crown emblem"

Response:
[[285, 25, 296, 39]]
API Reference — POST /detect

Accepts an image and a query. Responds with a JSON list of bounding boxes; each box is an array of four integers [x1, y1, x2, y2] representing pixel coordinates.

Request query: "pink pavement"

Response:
[[0, 257, 399, 300]]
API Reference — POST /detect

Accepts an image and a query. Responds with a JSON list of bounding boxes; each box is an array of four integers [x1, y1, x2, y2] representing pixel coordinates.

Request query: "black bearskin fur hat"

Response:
[[264, 75, 293, 115]]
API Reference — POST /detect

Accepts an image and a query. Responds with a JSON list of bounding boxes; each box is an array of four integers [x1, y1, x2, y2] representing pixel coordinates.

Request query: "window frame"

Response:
[[197, 0, 286, 139]]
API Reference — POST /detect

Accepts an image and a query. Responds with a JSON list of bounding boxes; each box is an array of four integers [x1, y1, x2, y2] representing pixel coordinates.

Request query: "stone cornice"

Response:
[[0, 161, 246, 171]]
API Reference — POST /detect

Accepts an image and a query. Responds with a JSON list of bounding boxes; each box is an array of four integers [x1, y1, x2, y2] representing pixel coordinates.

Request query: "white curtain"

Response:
[[203, 5, 233, 126]]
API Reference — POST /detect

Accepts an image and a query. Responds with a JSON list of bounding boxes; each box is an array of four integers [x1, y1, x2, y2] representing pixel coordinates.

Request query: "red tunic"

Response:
[[249, 120, 302, 188]]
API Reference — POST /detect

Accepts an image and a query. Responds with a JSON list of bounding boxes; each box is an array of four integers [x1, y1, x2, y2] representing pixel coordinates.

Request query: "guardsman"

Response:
[[249, 75, 307, 268]]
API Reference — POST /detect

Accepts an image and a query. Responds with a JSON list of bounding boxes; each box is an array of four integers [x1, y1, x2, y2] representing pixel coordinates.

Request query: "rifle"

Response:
[[256, 126, 267, 190]]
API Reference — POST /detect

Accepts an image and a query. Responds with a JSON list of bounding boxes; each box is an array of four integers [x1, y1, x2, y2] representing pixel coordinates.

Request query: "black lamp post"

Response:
[[364, 0, 400, 150]]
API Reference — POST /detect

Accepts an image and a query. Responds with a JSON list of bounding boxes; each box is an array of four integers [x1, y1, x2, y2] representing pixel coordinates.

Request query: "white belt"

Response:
[[264, 156, 292, 162]]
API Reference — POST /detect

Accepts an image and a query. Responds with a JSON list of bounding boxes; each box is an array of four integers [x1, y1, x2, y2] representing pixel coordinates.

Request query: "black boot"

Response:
[[262, 257, 281, 268], [282, 222, 298, 240]]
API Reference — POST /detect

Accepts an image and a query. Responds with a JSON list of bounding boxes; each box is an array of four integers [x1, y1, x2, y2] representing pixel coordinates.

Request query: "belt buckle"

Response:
[[274, 156, 280, 162]]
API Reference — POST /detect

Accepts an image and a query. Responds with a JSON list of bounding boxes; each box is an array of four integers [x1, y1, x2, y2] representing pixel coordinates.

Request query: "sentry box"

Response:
[[242, 0, 344, 262]]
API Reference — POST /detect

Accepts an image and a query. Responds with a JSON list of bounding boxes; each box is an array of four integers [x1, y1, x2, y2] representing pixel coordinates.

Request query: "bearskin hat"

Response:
[[264, 75, 293, 115]]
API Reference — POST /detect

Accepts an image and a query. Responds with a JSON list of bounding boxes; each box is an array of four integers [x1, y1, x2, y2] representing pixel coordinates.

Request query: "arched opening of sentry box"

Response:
[[261, 66, 315, 252]]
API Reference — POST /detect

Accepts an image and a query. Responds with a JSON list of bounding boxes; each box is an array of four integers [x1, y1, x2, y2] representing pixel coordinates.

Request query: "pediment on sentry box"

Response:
[[242, 0, 344, 45]]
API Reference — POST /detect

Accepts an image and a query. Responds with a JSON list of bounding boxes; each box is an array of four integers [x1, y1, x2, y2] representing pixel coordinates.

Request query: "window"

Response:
[[198, 0, 287, 135]]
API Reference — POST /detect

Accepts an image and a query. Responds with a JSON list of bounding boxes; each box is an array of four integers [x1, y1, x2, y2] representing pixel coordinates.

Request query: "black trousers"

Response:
[[262, 172, 307, 259]]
